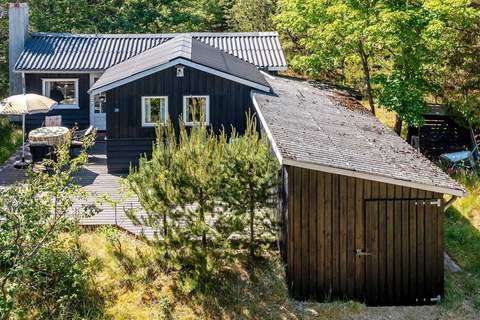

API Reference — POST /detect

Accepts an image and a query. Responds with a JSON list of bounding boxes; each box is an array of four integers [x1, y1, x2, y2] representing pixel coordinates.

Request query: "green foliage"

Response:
[[275, 0, 480, 129], [229, 0, 276, 32], [127, 114, 280, 290], [221, 114, 280, 257], [0, 130, 97, 319], [127, 115, 229, 289], [0, 116, 22, 165], [14, 246, 102, 319]]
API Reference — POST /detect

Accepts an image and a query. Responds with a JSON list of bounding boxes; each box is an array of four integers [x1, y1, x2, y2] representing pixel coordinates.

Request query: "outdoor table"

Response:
[[28, 126, 69, 147]]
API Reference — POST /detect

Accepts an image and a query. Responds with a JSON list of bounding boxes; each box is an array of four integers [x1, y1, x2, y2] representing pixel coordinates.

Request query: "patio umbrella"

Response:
[[0, 94, 57, 168]]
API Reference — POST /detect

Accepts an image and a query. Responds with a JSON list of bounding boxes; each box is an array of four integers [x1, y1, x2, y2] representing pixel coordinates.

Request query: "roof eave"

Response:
[[282, 158, 466, 197], [89, 58, 271, 95]]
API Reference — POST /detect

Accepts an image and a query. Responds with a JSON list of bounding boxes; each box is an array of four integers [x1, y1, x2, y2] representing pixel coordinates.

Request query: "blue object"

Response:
[[440, 151, 472, 163]]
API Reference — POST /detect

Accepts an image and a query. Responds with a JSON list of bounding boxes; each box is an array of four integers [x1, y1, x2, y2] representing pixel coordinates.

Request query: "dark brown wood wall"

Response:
[[24, 73, 91, 132], [283, 165, 444, 306], [105, 65, 255, 173]]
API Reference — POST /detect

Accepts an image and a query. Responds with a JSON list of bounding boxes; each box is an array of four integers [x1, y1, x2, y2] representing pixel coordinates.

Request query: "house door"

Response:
[[93, 93, 106, 130], [363, 199, 443, 305], [90, 74, 106, 131]]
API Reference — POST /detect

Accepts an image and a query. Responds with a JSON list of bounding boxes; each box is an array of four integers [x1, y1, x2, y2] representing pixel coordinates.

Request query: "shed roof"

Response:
[[252, 76, 465, 196], [89, 35, 270, 95], [15, 32, 287, 72]]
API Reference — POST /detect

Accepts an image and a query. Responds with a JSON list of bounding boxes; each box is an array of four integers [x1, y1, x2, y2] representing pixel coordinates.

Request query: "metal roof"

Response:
[[15, 32, 287, 72], [253, 76, 465, 196], [89, 35, 270, 95]]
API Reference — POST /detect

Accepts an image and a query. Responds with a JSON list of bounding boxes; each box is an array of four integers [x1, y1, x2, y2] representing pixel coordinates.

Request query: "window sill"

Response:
[[54, 105, 80, 110]]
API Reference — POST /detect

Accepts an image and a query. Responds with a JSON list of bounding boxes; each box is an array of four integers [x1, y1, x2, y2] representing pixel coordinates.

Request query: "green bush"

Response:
[[14, 247, 103, 319]]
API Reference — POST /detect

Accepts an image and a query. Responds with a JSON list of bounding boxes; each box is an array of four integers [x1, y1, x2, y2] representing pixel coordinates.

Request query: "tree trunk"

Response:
[[358, 41, 375, 115], [394, 114, 403, 135]]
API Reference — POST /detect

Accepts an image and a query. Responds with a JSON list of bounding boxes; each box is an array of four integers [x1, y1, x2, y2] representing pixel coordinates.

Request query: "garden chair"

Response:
[[70, 125, 94, 157], [44, 115, 62, 127]]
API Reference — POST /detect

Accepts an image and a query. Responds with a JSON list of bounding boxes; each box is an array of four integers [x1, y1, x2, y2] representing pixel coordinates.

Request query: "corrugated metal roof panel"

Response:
[[89, 35, 270, 94], [15, 32, 287, 72]]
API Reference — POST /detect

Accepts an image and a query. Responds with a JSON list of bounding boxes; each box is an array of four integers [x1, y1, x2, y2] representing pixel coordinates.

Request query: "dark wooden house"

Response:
[[12, 29, 285, 173], [9, 4, 466, 306], [253, 77, 465, 306]]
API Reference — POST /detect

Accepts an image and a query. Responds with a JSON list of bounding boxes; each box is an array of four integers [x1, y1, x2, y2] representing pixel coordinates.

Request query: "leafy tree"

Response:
[[274, 0, 383, 115], [229, 0, 276, 32], [222, 114, 279, 258], [423, 0, 480, 126], [376, 2, 434, 133], [0, 131, 97, 318]]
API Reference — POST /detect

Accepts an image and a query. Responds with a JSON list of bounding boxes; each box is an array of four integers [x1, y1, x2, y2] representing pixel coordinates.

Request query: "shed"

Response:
[[407, 105, 473, 160], [252, 76, 465, 306]]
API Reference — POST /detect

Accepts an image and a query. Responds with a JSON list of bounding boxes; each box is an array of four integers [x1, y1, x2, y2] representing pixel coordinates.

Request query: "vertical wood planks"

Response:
[[324, 173, 333, 296], [308, 171, 317, 297], [293, 167, 302, 298], [355, 179, 365, 300], [347, 177, 356, 298], [301, 168, 309, 296], [317, 172, 325, 298], [283, 166, 444, 305]]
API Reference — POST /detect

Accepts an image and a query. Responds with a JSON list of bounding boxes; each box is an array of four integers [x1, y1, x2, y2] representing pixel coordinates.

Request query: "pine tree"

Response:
[[222, 113, 280, 258]]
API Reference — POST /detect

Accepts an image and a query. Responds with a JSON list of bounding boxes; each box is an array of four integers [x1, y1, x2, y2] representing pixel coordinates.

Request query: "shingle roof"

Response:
[[15, 32, 287, 72], [253, 76, 465, 196], [89, 35, 270, 94]]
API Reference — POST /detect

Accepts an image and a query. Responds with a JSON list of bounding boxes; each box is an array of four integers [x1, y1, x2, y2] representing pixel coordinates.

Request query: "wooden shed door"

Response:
[[364, 199, 444, 305]]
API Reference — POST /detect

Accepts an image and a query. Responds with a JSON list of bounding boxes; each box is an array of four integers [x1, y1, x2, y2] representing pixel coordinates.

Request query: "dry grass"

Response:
[[75, 226, 480, 319], [77, 228, 367, 320]]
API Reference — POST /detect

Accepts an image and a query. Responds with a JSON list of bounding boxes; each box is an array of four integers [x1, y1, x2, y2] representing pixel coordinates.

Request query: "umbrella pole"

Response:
[[22, 113, 25, 162]]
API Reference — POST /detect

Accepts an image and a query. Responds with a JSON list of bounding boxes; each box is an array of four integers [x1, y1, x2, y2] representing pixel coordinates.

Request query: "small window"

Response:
[[42, 79, 79, 109], [141, 96, 168, 127], [183, 95, 209, 126]]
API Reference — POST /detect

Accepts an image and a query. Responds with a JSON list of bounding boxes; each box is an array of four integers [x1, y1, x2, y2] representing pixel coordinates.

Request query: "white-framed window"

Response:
[[42, 78, 79, 109], [141, 96, 168, 127], [183, 95, 210, 126]]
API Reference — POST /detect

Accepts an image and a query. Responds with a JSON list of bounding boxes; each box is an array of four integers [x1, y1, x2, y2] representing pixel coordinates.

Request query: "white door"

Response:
[[90, 74, 106, 131], [93, 94, 106, 130]]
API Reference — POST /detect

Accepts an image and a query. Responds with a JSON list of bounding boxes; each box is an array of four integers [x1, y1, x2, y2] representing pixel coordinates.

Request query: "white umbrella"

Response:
[[0, 94, 57, 168]]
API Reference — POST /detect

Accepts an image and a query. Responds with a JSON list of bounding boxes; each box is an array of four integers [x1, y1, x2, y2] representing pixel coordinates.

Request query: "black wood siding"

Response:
[[106, 65, 256, 173], [24, 73, 90, 132], [281, 165, 444, 306]]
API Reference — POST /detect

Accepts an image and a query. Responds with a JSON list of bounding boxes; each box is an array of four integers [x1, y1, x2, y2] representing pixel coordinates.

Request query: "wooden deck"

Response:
[[0, 142, 158, 239]]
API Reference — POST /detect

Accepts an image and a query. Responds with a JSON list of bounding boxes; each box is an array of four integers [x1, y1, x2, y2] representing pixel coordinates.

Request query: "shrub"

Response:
[[14, 247, 102, 319], [0, 129, 99, 319]]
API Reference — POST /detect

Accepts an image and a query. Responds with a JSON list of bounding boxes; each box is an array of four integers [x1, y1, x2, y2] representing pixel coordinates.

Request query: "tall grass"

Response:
[[0, 116, 22, 164], [443, 170, 480, 311]]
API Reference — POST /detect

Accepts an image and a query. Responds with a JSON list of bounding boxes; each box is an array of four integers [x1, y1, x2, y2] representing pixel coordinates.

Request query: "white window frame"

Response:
[[42, 78, 79, 109], [141, 96, 169, 127], [183, 95, 210, 126]]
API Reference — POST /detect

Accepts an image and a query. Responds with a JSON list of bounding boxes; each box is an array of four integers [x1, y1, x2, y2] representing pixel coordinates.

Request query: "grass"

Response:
[[442, 171, 480, 312], [76, 228, 366, 320], [0, 116, 22, 164], [371, 106, 408, 139]]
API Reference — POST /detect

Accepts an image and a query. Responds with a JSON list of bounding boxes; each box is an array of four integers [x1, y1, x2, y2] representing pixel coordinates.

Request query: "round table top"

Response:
[[29, 126, 69, 146]]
